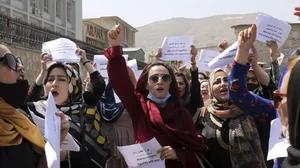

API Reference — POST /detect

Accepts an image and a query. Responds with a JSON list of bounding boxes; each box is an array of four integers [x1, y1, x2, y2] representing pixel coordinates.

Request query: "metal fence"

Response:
[[0, 14, 147, 68], [0, 14, 103, 59]]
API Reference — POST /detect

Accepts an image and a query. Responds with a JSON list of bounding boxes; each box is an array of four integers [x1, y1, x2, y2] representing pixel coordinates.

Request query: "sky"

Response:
[[83, 0, 300, 28]]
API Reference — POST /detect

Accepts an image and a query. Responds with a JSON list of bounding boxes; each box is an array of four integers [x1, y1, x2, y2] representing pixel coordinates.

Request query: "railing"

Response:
[[0, 14, 147, 68], [0, 14, 103, 59]]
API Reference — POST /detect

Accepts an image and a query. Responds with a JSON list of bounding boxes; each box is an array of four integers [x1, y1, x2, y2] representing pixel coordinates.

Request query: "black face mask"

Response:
[[247, 83, 259, 92], [0, 80, 29, 108]]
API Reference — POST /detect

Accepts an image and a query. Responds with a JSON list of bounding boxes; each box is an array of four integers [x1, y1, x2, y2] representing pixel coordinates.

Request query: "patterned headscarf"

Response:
[[40, 63, 110, 167], [205, 68, 266, 167]]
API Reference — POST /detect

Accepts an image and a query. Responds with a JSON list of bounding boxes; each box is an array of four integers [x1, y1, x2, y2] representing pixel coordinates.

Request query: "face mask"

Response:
[[247, 83, 259, 92], [147, 92, 171, 104], [0, 80, 29, 108]]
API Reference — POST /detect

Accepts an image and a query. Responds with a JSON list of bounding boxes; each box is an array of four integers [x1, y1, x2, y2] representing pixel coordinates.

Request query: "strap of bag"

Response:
[[195, 152, 214, 168]]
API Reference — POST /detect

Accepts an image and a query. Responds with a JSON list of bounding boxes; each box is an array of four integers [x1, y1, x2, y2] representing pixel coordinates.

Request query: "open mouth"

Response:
[[51, 90, 59, 97], [220, 88, 228, 95], [156, 87, 165, 92]]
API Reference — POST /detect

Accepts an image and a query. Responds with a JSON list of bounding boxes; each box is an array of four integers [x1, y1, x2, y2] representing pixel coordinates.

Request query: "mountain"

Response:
[[135, 13, 264, 58]]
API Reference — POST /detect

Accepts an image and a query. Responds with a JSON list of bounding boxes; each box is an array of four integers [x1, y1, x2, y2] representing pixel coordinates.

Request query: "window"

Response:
[[44, 0, 49, 13], [30, 0, 36, 7], [56, 0, 61, 18], [67, 2, 71, 22]]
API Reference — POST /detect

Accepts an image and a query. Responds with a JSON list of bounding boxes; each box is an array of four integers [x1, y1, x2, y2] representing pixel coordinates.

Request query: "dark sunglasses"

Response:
[[273, 90, 287, 108], [0, 53, 23, 71], [148, 74, 172, 84]]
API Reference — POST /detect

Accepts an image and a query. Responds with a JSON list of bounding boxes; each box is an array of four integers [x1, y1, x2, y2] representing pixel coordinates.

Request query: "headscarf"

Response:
[[0, 98, 45, 152], [98, 82, 124, 122], [206, 68, 266, 168], [135, 62, 207, 154], [32, 63, 110, 167], [282, 59, 300, 167]]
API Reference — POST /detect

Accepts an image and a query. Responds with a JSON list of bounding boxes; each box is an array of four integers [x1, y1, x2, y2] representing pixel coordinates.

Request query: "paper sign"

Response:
[[127, 59, 139, 79], [197, 49, 220, 71], [29, 110, 80, 151], [160, 36, 193, 61], [45, 92, 60, 168], [117, 138, 165, 168], [208, 42, 252, 69], [94, 55, 128, 77], [277, 53, 284, 66], [42, 38, 80, 63], [267, 118, 290, 160], [256, 14, 292, 48]]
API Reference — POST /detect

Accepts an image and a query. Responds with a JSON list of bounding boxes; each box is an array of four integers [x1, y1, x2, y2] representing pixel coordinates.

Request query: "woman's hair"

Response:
[[198, 72, 209, 80], [174, 72, 190, 100], [136, 61, 181, 105]]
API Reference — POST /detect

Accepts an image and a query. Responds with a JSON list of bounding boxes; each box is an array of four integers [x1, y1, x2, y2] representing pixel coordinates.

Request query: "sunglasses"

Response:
[[0, 53, 23, 71], [148, 74, 172, 84], [273, 90, 287, 108]]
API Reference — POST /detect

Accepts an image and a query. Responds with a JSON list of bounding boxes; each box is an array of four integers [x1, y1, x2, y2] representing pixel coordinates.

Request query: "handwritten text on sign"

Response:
[[160, 36, 193, 61], [256, 14, 291, 48], [117, 138, 165, 168]]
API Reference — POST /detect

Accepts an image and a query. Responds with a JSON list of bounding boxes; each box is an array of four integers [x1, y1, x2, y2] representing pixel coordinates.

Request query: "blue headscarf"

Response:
[[98, 82, 124, 122]]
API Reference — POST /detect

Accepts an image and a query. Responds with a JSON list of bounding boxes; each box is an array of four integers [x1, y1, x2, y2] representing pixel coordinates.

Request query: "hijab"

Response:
[[98, 82, 124, 122], [282, 60, 300, 167], [31, 63, 110, 167], [135, 62, 207, 154], [206, 68, 266, 168]]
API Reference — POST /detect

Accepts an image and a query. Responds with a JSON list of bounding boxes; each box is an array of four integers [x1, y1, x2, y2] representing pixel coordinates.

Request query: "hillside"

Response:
[[135, 13, 264, 56]]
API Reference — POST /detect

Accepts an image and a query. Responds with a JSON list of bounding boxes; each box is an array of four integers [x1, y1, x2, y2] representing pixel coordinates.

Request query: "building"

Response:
[[82, 20, 108, 50], [123, 48, 145, 63], [84, 16, 138, 48], [0, 0, 82, 40]]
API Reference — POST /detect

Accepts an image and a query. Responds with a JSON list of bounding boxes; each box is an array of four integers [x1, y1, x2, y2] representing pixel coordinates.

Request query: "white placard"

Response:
[[45, 93, 60, 168], [160, 36, 193, 61], [267, 118, 290, 160], [256, 14, 292, 48], [208, 42, 252, 69], [42, 38, 80, 63], [127, 59, 139, 79], [117, 138, 165, 168], [197, 49, 220, 71], [29, 110, 80, 152], [277, 53, 285, 66], [94, 55, 128, 77]]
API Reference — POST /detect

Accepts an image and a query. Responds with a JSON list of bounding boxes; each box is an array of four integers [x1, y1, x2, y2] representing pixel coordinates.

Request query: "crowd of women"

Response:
[[1, 6, 300, 168]]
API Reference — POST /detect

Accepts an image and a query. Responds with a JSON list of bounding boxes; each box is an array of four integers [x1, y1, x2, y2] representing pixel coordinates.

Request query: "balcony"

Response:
[[0, 14, 147, 68], [0, 14, 103, 59]]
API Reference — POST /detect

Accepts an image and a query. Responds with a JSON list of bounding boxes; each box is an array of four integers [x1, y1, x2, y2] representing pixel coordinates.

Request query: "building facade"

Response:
[[82, 20, 108, 50], [84, 16, 137, 48], [0, 0, 82, 40]]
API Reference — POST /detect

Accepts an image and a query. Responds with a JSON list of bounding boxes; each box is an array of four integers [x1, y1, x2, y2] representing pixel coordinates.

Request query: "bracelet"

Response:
[[83, 60, 91, 66], [190, 62, 196, 65]]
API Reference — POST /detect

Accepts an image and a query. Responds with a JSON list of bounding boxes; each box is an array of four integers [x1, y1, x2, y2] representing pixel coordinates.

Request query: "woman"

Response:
[[273, 50, 300, 167], [104, 24, 207, 168], [0, 44, 69, 168], [200, 25, 276, 168], [200, 80, 210, 105], [96, 67, 135, 168], [25, 49, 110, 167]]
